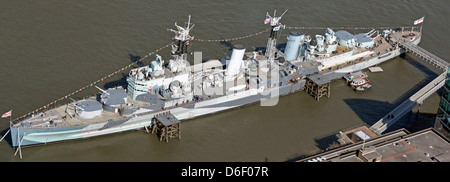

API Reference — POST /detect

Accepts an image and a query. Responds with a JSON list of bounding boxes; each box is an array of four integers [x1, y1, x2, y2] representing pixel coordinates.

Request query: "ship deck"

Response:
[[15, 93, 157, 129], [16, 101, 128, 129], [15, 75, 254, 129], [13, 29, 421, 130], [317, 30, 421, 75]]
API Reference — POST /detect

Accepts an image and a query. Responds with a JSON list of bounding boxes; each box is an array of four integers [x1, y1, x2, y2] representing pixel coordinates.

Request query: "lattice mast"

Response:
[[264, 10, 287, 62], [168, 15, 195, 63]]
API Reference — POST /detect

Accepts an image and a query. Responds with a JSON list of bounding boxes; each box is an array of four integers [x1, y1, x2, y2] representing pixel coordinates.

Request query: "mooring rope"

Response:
[[286, 25, 420, 30], [12, 42, 173, 122], [192, 29, 271, 42], [191, 25, 421, 42]]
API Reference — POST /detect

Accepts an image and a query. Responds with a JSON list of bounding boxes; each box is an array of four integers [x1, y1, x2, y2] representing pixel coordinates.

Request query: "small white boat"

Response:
[[355, 83, 372, 91], [343, 70, 368, 83], [350, 78, 370, 87]]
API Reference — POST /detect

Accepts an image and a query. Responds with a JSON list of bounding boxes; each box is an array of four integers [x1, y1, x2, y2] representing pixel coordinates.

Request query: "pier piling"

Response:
[[151, 112, 181, 142], [305, 78, 331, 101]]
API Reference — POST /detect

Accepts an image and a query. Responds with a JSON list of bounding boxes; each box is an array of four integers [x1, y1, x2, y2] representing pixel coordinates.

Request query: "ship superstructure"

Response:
[[8, 11, 422, 149]]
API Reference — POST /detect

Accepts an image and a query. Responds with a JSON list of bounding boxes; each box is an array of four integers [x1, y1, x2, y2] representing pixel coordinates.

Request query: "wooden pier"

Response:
[[151, 112, 181, 142], [305, 77, 331, 101]]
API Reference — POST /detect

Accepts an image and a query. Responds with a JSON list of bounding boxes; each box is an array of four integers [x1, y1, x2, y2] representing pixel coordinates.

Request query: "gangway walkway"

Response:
[[370, 72, 445, 134], [398, 39, 449, 71], [370, 40, 448, 135]]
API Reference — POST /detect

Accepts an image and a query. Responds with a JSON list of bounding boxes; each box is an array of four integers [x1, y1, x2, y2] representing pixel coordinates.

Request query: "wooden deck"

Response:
[[19, 98, 128, 129]]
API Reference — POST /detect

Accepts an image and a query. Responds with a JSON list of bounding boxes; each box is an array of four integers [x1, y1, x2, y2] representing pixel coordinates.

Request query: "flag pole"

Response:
[[420, 15, 425, 33], [9, 109, 12, 127], [0, 129, 9, 143], [0, 110, 12, 143]]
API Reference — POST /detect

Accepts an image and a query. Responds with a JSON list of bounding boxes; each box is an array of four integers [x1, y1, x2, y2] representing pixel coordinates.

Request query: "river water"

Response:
[[0, 0, 448, 161]]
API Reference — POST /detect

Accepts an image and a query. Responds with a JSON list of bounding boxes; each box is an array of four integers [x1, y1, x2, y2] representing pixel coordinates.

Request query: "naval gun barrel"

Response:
[[95, 86, 110, 95]]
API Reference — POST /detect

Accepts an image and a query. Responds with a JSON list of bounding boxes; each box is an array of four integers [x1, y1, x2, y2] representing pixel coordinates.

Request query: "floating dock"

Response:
[[368, 66, 383, 72]]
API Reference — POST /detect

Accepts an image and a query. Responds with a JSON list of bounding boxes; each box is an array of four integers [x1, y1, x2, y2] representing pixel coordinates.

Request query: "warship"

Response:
[[8, 11, 422, 148]]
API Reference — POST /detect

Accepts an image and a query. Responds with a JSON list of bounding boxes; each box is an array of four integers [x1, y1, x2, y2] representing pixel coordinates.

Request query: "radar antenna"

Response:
[[166, 15, 194, 73], [167, 15, 194, 58]]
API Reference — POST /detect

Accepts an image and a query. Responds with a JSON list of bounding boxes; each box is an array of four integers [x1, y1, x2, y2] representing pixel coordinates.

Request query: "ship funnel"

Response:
[[284, 32, 303, 61], [226, 44, 246, 76]]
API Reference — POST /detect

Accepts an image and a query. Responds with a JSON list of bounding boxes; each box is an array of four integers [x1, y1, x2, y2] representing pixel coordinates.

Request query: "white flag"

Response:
[[414, 16, 424, 25]]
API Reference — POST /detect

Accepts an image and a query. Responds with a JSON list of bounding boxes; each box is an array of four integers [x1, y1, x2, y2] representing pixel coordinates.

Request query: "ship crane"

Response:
[[264, 9, 287, 63]]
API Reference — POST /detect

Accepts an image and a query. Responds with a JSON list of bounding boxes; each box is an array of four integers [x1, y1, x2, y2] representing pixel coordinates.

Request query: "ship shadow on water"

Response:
[[0, 129, 13, 147], [103, 72, 129, 89], [219, 40, 287, 54], [103, 53, 145, 89], [129, 53, 144, 67], [219, 41, 234, 52]]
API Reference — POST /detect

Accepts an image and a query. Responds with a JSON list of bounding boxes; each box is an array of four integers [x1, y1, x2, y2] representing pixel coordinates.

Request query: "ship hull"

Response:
[[10, 81, 306, 147], [10, 46, 409, 148]]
